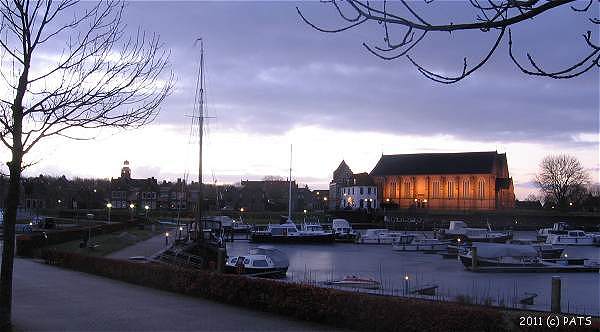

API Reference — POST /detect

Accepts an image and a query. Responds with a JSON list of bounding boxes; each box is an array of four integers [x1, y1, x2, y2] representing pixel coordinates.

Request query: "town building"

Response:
[[309, 189, 329, 211], [340, 173, 378, 210], [158, 179, 187, 210], [328, 160, 353, 210], [370, 151, 515, 210], [110, 160, 159, 209]]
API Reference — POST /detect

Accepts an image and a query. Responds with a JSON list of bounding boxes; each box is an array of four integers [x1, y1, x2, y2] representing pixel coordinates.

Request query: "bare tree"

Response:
[[297, 0, 599, 83], [534, 154, 591, 210], [0, 1, 172, 328]]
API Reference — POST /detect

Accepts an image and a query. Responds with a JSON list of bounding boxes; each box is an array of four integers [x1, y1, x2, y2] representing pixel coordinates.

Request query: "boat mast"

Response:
[[194, 38, 205, 239], [288, 144, 292, 222]]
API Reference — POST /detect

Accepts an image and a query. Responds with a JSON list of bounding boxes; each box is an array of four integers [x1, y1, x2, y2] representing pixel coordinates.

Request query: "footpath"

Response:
[[4, 243, 338, 331]]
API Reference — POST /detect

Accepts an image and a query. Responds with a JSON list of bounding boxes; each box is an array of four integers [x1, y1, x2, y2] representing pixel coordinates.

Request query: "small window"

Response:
[[253, 260, 269, 267], [433, 181, 440, 198], [360, 187, 364, 195], [478, 180, 485, 198], [368, 187, 371, 194], [447, 181, 455, 199], [463, 180, 470, 198]]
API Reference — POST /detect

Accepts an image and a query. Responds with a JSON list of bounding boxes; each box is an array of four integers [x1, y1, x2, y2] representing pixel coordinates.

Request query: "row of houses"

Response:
[[1, 151, 522, 213], [0, 160, 328, 213]]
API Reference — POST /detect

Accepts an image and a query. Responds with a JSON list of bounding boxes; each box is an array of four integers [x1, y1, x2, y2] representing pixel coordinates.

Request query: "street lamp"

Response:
[[106, 203, 112, 223], [144, 205, 149, 220], [165, 232, 170, 246], [129, 203, 135, 222]]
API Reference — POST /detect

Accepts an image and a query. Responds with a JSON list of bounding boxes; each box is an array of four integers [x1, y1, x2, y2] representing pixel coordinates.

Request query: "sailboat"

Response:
[[249, 146, 334, 243]]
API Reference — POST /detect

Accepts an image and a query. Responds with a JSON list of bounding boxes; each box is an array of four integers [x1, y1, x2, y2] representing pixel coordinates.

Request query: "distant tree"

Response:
[[534, 154, 591, 210], [524, 193, 540, 202], [298, 0, 599, 83], [263, 175, 285, 181], [0, 1, 172, 329]]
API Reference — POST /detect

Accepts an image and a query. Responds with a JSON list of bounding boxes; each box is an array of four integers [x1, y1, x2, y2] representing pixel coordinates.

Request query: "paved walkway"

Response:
[[107, 229, 175, 260], [2, 244, 339, 331]]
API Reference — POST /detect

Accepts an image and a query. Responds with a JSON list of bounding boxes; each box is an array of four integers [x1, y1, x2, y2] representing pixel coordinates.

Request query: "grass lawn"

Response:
[[46, 226, 165, 257]]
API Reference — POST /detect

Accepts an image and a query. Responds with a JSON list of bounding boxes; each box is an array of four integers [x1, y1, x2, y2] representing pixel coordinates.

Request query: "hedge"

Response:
[[17, 222, 132, 256], [41, 249, 513, 332]]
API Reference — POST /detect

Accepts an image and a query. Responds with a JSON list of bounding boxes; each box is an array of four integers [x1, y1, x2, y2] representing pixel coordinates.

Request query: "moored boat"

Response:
[[537, 222, 570, 242], [325, 275, 381, 289], [436, 220, 511, 243], [460, 243, 600, 272], [331, 218, 358, 242], [508, 239, 564, 259], [250, 221, 334, 243], [392, 234, 449, 252], [225, 247, 289, 277], [545, 230, 596, 246], [356, 228, 404, 244]]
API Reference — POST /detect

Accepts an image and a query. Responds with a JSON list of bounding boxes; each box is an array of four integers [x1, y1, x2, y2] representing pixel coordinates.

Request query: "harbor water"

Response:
[[226, 231, 600, 316]]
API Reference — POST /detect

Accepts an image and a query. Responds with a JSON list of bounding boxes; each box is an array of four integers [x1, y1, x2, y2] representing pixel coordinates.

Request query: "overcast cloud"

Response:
[[8, 1, 598, 198]]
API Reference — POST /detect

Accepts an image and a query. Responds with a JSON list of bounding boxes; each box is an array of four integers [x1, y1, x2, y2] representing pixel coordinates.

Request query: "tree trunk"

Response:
[[0, 96, 25, 332], [0, 152, 22, 331]]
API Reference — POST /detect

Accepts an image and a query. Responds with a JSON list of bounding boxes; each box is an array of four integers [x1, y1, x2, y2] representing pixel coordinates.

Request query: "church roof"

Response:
[[334, 160, 352, 173], [370, 151, 500, 176]]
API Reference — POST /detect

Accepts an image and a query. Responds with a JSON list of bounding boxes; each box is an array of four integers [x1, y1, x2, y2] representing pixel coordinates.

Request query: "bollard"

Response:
[[217, 248, 226, 273], [551, 276, 561, 312], [471, 246, 478, 271]]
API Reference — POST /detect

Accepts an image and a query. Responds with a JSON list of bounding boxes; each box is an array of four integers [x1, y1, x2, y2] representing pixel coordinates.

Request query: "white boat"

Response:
[[392, 234, 449, 252], [325, 275, 381, 289], [250, 220, 334, 243], [331, 219, 357, 242], [436, 220, 511, 243], [356, 229, 404, 244], [232, 217, 252, 233], [460, 243, 600, 272], [300, 222, 332, 235], [545, 230, 596, 246], [537, 222, 570, 242], [225, 247, 289, 277]]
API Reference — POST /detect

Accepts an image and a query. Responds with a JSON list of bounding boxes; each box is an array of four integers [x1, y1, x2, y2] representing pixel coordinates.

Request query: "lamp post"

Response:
[[129, 203, 135, 222], [303, 209, 307, 223], [165, 232, 169, 246], [106, 203, 112, 223], [144, 205, 149, 220]]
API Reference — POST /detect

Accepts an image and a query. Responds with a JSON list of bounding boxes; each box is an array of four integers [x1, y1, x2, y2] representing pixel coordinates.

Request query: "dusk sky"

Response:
[[7, 1, 599, 199]]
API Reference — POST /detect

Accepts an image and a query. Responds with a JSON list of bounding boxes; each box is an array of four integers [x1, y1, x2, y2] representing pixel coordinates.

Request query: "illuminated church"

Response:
[[370, 151, 515, 210]]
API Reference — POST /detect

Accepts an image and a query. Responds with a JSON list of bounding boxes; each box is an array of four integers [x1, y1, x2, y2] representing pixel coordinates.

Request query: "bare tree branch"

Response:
[[298, 0, 598, 83], [0, 1, 173, 327]]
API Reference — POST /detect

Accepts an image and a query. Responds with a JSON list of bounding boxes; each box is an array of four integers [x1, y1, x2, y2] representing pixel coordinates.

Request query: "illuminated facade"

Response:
[[370, 152, 515, 211]]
